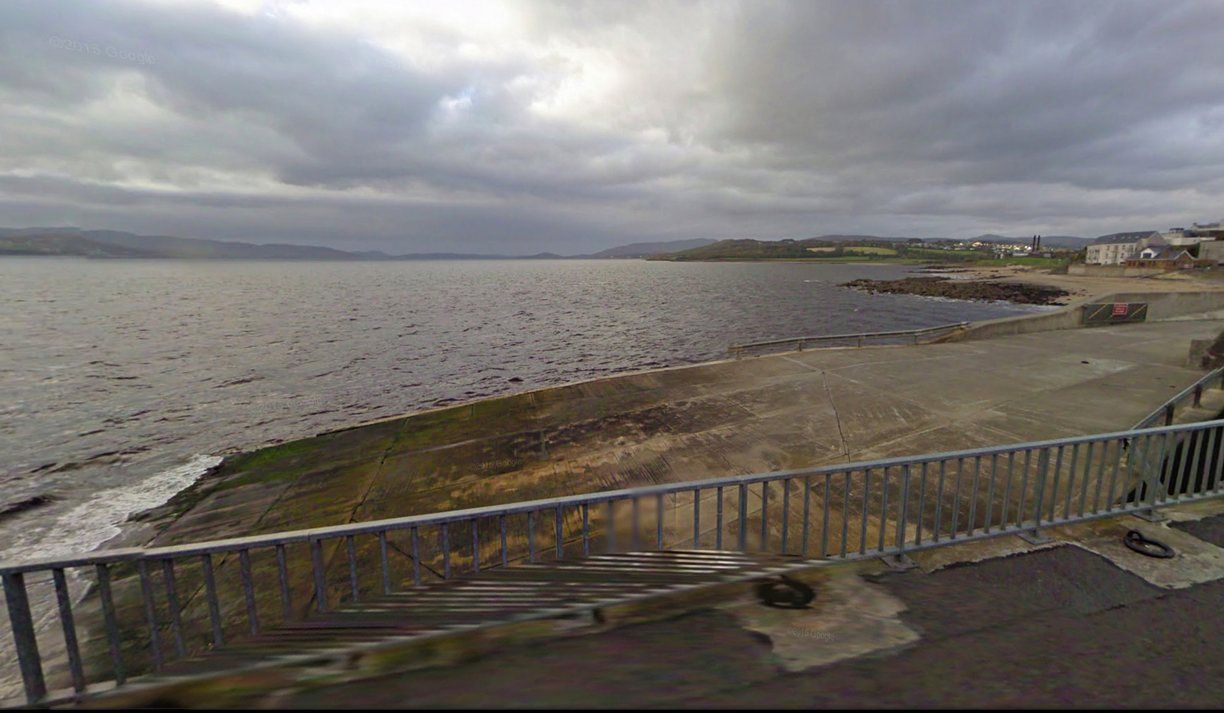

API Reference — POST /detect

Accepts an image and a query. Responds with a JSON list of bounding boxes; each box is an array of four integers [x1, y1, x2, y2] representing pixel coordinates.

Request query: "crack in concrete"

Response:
[[822, 371, 853, 464]]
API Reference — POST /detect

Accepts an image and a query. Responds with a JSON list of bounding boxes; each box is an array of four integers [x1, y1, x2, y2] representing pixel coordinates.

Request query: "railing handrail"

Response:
[[729, 321, 968, 354], [1133, 365, 1224, 429], [2, 416, 1220, 577]]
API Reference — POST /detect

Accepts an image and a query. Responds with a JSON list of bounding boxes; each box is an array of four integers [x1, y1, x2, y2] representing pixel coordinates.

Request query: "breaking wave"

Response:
[[11, 454, 221, 566]]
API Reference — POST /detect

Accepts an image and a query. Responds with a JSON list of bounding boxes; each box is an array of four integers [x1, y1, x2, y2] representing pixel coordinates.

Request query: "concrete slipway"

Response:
[[146, 316, 1224, 550]]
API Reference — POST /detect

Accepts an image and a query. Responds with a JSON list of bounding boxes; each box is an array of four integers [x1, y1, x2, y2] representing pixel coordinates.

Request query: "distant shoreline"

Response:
[[647, 256, 932, 265], [0, 253, 639, 262]]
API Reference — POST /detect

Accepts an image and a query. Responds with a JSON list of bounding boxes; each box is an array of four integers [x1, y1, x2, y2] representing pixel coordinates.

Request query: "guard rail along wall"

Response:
[[728, 322, 969, 358], [3, 365, 1223, 705]]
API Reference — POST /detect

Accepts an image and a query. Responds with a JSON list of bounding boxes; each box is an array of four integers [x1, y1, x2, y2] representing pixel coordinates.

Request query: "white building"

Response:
[[1086, 231, 1162, 265]]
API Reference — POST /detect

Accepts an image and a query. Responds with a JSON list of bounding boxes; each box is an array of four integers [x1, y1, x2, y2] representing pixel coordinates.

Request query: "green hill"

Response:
[[655, 236, 917, 261], [0, 232, 153, 257]]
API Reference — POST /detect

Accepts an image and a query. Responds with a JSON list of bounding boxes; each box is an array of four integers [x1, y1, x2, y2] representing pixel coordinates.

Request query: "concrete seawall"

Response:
[[947, 290, 1224, 342]]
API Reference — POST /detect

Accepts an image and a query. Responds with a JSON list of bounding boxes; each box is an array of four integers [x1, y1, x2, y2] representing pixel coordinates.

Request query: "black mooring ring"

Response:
[[1123, 530, 1175, 559], [756, 575, 816, 609]]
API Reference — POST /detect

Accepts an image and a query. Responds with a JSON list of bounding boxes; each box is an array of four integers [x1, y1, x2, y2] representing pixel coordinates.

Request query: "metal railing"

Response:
[[728, 322, 968, 358], [1133, 366, 1224, 429], [4, 416, 1224, 704]]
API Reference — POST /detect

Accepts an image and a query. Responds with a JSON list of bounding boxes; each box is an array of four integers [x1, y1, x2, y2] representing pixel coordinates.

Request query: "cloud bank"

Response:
[[2, 0, 1222, 252]]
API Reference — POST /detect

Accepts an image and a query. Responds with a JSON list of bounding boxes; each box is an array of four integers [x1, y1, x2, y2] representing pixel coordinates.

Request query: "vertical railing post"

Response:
[[780, 479, 790, 554], [441, 524, 452, 578], [411, 527, 422, 586], [527, 512, 536, 562], [51, 568, 86, 694], [606, 501, 617, 553], [377, 533, 392, 596], [759, 483, 769, 549], [1164, 403, 1175, 426], [800, 477, 812, 558], [96, 563, 126, 685], [310, 538, 328, 612], [276, 544, 295, 619], [500, 516, 510, 566], [895, 465, 912, 556], [692, 489, 701, 549], [737, 484, 748, 551], [1144, 434, 1167, 517], [162, 559, 187, 657], [239, 550, 259, 635], [657, 493, 665, 550], [136, 560, 163, 671], [3, 572, 46, 705], [1015, 447, 1055, 545], [201, 554, 225, 647], [345, 536, 360, 599], [474, 519, 483, 572], [631, 498, 642, 551], [1032, 448, 1050, 528], [580, 505, 590, 556]]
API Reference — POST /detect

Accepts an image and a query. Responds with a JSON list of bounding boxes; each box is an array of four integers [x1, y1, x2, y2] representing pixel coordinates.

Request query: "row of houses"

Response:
[[1085, 221, 1224, 268]]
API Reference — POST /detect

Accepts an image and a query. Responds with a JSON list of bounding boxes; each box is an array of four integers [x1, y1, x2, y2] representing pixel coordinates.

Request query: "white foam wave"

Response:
[[31, 454, 221, 565]]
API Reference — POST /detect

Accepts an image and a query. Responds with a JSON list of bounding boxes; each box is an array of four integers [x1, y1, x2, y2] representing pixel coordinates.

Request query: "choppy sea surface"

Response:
[[0, 258, 1037, 563]]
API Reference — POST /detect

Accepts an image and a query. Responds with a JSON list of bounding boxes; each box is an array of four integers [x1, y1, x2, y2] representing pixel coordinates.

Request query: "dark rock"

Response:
[[842, 276, 1069, 305], [0, 494, 58, 520]]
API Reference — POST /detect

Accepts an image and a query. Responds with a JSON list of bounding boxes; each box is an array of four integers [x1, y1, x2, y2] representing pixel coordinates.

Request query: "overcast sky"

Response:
[[1, 0, 1222, 253]]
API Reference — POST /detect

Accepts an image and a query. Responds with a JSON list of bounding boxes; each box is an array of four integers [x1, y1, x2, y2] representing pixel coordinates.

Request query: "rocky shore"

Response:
[[843, 276, 1070, 305]]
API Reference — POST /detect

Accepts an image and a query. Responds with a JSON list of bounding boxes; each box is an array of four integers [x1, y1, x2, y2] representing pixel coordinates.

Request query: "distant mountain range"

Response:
[[0, 227, 1090, 261], [0, 228, 712, 260], [584, 238, 717, 258], [0, 228, 373, 260]]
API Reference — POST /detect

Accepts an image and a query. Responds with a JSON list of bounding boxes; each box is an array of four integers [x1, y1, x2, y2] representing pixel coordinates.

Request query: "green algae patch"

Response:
[[214, 418, 406, 493], [387, 392, 541, 455]]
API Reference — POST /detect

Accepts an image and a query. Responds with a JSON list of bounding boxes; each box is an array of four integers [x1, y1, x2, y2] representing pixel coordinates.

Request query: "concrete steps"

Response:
[[94, 550, 800, 705]]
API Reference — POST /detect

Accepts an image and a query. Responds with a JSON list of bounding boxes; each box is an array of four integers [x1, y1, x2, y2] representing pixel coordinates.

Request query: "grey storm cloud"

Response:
[[1, 0, 1222, 253]]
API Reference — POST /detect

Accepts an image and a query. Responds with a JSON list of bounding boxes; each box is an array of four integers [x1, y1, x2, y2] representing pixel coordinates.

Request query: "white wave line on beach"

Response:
[[0, 454, 221, 660], [70, 454, 221, 553], [18, 454, 222, 570]]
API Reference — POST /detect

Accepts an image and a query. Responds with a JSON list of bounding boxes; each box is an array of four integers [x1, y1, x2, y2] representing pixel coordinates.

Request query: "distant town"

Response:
[[653, 220, 1224, 271]]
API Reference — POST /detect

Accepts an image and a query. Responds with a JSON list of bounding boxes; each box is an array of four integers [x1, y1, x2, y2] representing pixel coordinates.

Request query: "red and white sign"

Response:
[[1112, 303, 1129, 317]]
